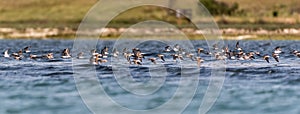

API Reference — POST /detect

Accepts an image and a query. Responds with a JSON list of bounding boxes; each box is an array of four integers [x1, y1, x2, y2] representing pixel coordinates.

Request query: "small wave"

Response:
[[42, 72, 74, 76]]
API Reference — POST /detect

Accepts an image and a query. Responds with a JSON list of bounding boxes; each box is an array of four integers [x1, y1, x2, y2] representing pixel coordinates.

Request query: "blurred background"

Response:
[[0, 0, 300, 39]]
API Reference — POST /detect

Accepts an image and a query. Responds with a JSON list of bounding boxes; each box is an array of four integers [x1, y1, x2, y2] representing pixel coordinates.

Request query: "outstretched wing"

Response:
[[161, 56, 165, 62], [265, 58, 270, 63], [236, 41, 240, 48], [273, 56, 279, 62]]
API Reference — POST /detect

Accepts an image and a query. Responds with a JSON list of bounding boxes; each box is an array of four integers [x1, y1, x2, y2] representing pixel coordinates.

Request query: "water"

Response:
[[1, 39, 300, 114]]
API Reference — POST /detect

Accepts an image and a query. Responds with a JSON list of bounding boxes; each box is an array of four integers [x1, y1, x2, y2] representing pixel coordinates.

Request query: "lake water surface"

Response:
[[1, 39, 300, 114]]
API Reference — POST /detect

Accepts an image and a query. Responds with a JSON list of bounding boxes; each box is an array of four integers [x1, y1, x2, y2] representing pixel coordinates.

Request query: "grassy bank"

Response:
[[1, 0, 300, 40], [1, 0, 300, 29]]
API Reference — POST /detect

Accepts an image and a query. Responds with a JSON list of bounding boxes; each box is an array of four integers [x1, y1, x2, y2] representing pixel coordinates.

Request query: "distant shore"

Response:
[[1, 27, 300, 40]]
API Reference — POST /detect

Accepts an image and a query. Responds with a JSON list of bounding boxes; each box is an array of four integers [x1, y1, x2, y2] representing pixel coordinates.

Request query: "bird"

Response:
[[61, 48, 71, 59], [227, 51, 236, 60], [30, 53, 54, 60], [101, 47, 109, 58], [98, 58, 108, 64], [292, 50, 300, 58], [13, 55, 22, 60], [213, 44, 218, 50], [132, 48, 143, 56], [3, 49, 10, 58], [244, 52, 255, 60], [23, 46, 31, 53], [122, 48, 128, 54], [255, 51, 261, 57], [272, 53, 279, 62], [249, 52, 256, 59], [215, 52, 227, 60], [222, 46, 229, 53], [90, 55, 98, 65], [179, 48, 186, 55], [92, 54, 100, 65], [148, 58, 157, 64], [263, 55, 270, 63], [157, 54, 165, 62], [171, 54, 184, 62], [77, 52, 84, 59], [44, 53, 54, 59], [123, 52, 133, 63], [235, 41, 242, 51], [132, 59, 142, 65], [196, 57, 204, 67], [173, 44, 180, 52], [90, 54, 107, 65], [274, 47, 282, 54], [164, 46, 172, 52], [185, 53, 195, 61], [112, 48, 119, 58], [122, 48, 129, 58], [12, 49, 22, 57], [197, 48, 204, 55], [271, 47, 281, 62], [11, 49, 23, 60], [292, 50, 298, 54], [241, 54, 252, 60], [30, 54, 42, 59], [91, 49, 99, 56], [236, 51, 244, 59], [295, 53, 300, 58], [132, 48, 144, 62], [197, 48, 210, 55]]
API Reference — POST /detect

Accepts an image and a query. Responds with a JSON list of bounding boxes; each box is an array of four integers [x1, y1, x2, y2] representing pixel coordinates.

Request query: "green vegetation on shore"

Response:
[[1, 0, 300, 39], [0, 0, 300, 29], [0, 0, 97, 29]]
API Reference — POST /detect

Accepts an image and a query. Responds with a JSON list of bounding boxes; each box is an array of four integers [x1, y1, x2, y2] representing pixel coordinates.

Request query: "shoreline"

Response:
[[1, 27, 300, 40]]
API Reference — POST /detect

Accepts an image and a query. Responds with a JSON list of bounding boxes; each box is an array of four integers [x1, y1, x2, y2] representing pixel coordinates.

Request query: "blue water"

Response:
[[1, 39, 300, 114]]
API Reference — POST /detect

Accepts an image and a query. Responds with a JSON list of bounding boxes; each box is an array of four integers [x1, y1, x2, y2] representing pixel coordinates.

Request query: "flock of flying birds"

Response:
[[2, 41, 300, 67]]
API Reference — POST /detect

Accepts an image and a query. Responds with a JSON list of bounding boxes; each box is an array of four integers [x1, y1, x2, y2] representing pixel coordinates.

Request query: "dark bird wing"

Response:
[[273, 55, 279, 62], [151, 59, 156, 64], [265, 58, 270, 63], [197, 48, 201, 54], [24, 46, 30, 50], [274, 57, 279, 62], [296, 53, 300, 58], [165, 46, 170, 50], [172, 55, 177, 61], [204, 51, 210, 55], [236, 41, 240, 48], [179, 56, 184, 60], [160, 56, 165, 62], [136, 61, 142, 65], [264, 56, 270, 63]]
